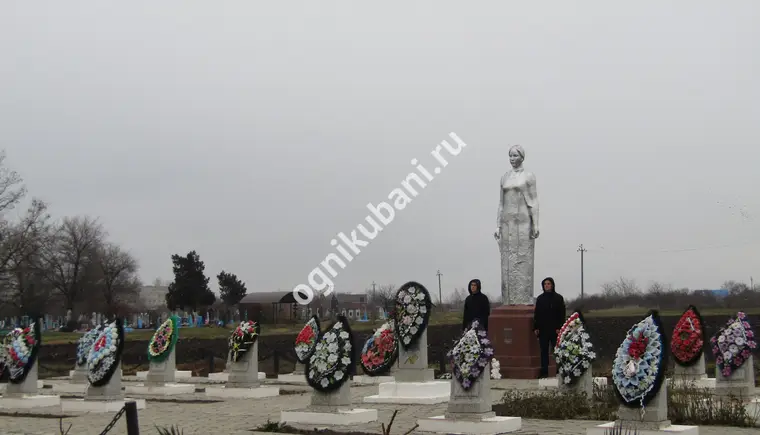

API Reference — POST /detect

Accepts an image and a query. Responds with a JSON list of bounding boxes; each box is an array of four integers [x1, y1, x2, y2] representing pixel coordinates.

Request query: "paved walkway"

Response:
[[0, 378, 757, 435]]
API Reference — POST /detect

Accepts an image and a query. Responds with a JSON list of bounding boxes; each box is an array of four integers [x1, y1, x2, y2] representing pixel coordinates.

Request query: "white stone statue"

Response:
[[494, 144, 539, 305]]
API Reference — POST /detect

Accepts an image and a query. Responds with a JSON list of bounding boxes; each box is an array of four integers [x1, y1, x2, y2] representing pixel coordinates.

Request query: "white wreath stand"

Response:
[[418, 362, 521, 433], [209, 351, 266, 382], [54, 361, 90, 394], [61, 362, 147, 412], [280, 380, 377, 425], [715, 355, 759, 425], [539, 368, 607, 392], [587, 383, 699, 435], [666, 354, 715, 389], [206, 341, 279, 398], [363, 329, 449, 404], [125, 347, 195, 395], [0, 362, 60, 409]]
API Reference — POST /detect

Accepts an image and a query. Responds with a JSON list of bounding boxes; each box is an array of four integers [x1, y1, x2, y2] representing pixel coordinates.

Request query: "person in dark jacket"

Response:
[[533, 277, 565, 378], [462, 279, 490, 332]]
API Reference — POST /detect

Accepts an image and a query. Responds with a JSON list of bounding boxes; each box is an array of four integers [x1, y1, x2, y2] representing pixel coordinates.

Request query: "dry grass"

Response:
[[38, 310, 464, 344]]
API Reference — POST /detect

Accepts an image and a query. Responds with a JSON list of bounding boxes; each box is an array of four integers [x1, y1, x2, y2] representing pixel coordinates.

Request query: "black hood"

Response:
[[468, 279, 482, 294], [541, 277, 555, 292]]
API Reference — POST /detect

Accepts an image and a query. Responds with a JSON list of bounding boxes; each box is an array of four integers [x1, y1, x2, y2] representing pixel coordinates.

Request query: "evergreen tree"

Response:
[[217, 270, 247, 306], [165, 250, 215, 311]]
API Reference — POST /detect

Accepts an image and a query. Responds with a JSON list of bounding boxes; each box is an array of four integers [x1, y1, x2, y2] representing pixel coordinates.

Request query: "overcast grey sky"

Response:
[[1, 2, 759, 303]]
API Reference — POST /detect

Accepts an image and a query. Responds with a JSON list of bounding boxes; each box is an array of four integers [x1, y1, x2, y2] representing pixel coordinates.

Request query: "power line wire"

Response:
[[585, 238, 760, 256]]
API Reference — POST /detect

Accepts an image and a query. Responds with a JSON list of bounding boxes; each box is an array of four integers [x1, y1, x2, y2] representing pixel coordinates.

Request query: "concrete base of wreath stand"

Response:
[[587, 384, 699, 435], [52, 382, 89, 395], [277, 361, 307, 383], [280, 382, 378, 425], [364, 330, 450, 404], [206, 342, 278, 398], [715, 355, 755, 399], [62, 398, 147, 412], [418, 363, 522, 434], [63, 363, 147, 412], [0, 364, 61, 409], [209, 372, 266, 382], [57, 364, 91, 393], [0, 380, 43, 393], [205, 385, 280, 398], [69, 364, 89, 383], [538, 372, 607, 391], [125, 382, 195, 395], [352, 375, 395, 385], [126, 348, 196, 395], [135, 370, 192, 381]]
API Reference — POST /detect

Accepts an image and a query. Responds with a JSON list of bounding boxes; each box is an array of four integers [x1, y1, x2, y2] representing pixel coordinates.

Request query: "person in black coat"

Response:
[[532, 277, 566, 378], [462, 279, 490, 331]]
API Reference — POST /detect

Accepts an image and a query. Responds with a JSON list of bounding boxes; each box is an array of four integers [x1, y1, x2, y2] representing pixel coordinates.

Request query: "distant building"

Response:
[[694, 289, 729, 298], [139, 285, 169, 310]]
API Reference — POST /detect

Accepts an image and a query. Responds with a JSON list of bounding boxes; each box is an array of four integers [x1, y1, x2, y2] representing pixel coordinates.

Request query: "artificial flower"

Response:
[[360, 320, 398, 375], [87, 319, 124, 386], [490, 358, 502, 379], [306, 316, 354, 392], [671, 305, 705, 366], [710, 311, 757, 378], [294, 316, 320, 364], [0, 322, 40, 383], [147, 316, 179, 362], [612, 312, 666, 408], [76, 325, 103, 367], [554, 311, 596, 385], [449, 319, 494, 390], [229, 320, 259, 362], [394, 281, 432, 349]]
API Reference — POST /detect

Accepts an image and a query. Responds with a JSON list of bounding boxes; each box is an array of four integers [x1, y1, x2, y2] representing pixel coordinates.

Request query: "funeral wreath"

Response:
[[306, 315, 355, 392], [229, 320, 260, 363], [449, 319, 494, 390], [611, 311, 667, 408], [360, 319, 398, 376], [87, 319, 125, 387], [554, 311, 597, 385], [394, 281, 432, 350], [294, 315, 320, 364], [710, 311, 757, 378], [148, 315, 179, 363]]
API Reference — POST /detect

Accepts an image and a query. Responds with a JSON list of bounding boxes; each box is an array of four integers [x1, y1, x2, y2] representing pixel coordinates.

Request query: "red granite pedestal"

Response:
[[489, 305, 555, 379]]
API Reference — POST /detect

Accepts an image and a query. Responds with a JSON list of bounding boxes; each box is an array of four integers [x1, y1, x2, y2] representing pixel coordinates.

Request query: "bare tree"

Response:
[[39, 216, 105, 313], [601, 276, 640, 297], [96, 242, 140, 315], [366, 283, 397, 313], [0, 200, 54, 315], [447, 287, 468, 307], [0, 151, 27, 216]]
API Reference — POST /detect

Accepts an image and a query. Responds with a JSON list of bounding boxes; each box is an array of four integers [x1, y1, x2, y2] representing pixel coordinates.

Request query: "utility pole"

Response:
[[577, 244, 587, 299], [436, 269, 443, 304], [751, 276, 754, 291]]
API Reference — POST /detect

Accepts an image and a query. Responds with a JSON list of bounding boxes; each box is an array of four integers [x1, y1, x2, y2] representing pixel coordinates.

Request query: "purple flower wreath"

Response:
[[710, 311, 757, 378], [448, 319, 494, 390]]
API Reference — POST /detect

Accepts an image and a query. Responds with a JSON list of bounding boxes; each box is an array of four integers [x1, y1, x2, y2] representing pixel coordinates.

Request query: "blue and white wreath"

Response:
[[306, 315, 355, 392], [612, 311, 667, 408], [394, 281, 432, 350], [449, 319, 494, 390], [87, 319, 124, 387], [76, 324, 103, 367]]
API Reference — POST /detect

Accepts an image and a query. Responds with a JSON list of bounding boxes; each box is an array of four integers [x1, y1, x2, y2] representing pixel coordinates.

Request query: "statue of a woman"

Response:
[[494, 145, 539, 305]]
